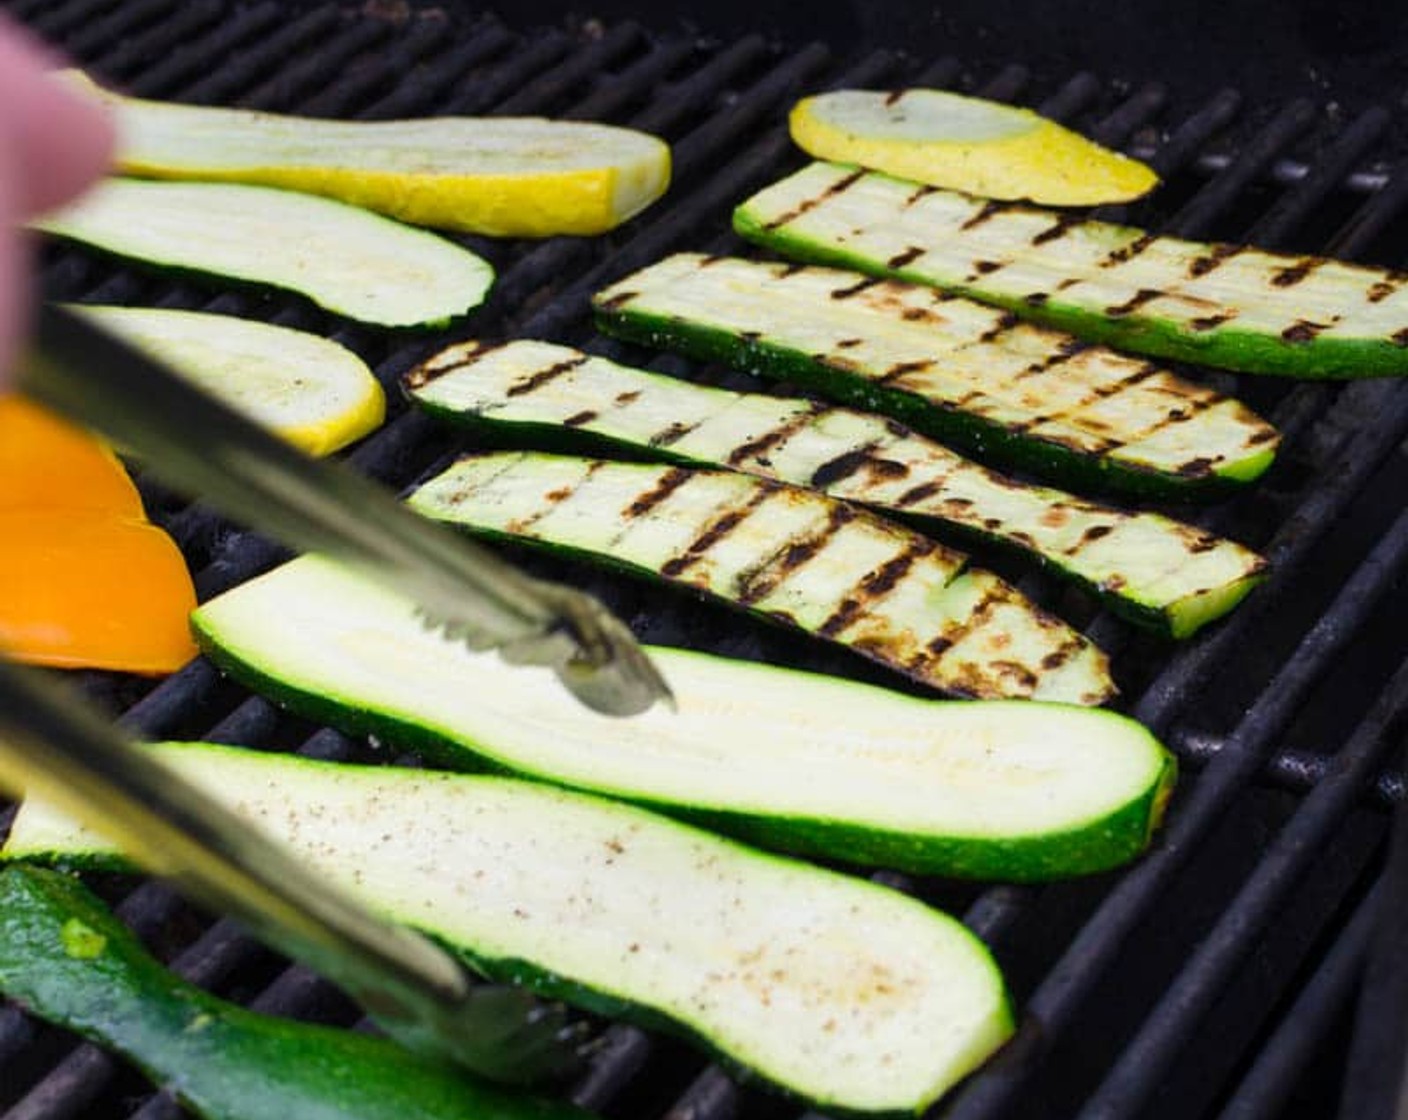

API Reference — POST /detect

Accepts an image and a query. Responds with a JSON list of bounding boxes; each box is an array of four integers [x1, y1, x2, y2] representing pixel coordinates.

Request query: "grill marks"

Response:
[[411, 453, 1111, 701], [739, 164, 1408, 377], [592, 252, 1280, 489]]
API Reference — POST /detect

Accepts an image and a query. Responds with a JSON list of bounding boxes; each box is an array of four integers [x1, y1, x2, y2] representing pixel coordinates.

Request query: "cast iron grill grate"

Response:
[[2, 1, 1408, 1118]]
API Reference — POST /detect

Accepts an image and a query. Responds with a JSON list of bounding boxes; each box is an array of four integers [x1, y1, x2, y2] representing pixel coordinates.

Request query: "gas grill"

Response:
[[3, 1, 1408, 1117]]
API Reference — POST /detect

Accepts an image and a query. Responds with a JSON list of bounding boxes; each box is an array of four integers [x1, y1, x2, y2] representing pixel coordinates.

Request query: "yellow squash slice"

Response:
[[73, 73, 671, 237], [789, 88, 1158, 206], [73, 307, 385, 456]]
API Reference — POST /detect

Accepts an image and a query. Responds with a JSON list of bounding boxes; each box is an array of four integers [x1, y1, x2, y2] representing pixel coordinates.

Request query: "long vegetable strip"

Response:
[[592, 253, 1279, 497], [733, 161, 1408, 378], [408, 451, 1114, 705], [405, 339, 1266, 638]]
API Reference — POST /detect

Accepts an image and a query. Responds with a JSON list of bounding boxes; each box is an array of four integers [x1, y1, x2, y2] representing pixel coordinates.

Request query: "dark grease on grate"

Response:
[[4, 1, 1408, 1118]]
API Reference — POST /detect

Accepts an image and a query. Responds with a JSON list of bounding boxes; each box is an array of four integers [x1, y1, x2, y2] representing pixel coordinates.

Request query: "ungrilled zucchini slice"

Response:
[[405, 338, 1267, 638], [733, 161, 1408, 378], [4, 741, 1017, 1115], [406, 452, 1114, 704], [0, 865, 591, 1120], [188, 554, 1172, 879], [592, 253, 1279, 497], [72, 305, 385, 456], [78, 73, 671, 237], [33, 178, 494, 328]]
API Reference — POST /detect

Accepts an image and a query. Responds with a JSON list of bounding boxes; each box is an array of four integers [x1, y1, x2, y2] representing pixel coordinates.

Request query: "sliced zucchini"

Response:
[[77, 73, 670, 237], [733, 161, 1408, 378], [405, 339, 1266, 637], [592, 253, 1279, 497], [789, 88, 1158, 205], [0, 865, 589, 1120], [72, 306, 385, 456], [4, 742, 1016, 1115], [33, 178, 494, 328], [190, 554, 1172, 878], [406, 451, 1113, 703]]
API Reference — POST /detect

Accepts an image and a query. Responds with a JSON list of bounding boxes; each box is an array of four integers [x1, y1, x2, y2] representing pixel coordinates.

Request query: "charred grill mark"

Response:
[[743, 502, 860, 606], [594, 290, 635, 313], [778, 262, 807, 277], [858, 544, 930, 600], [406, 342, 501, 388], [1367, 279, 1400, 303], [1102, 233, 1156, 268], [624, 467, 692, 517], [1185, 242, 1242, 278], [831, 277, 881, 300], [901, 306, 935, 322], [698, 254, 727, 267], [1281, 319, 1326, 343], [506, 356, 588, 397], [649, 420, 701, 448], [563, 410, 598, 427], [819, 597, 863, 638], [896, 480, 943, 507], [1090, 362, 1161, 397], [1392, 327, 1408, 347], [905, 184, 938, 206], [1032, 214, 1081, 246], [837, 337, 863, 349], [810, 446, 911, 489], [1040, 636, 1086, 671], [1104, 288, 1162, 317], [878, 359, 931, 385], [614, 390, 642, 406], [1249, 427, 1280, 444], [1055, 277, 1079, 291], [727, 408, 820, 467], [885, 89, 905, 106], [1187, 532, 1221, 554], [887, 246, 925, 269], [970, 259, 1005, 276], [1189, 313, 1232, 331], [1176, 456, 1216, 478], [1025, 291, 1051, 308], [762, 168, 866, 230], [661, 486, 775, 580], [978, 311, 1022, 343], [960, 199, 1007, 231], [1013, 338, 1090, 380], [1064, 523, 1114, 555], [1270, 258, 1319, 287]]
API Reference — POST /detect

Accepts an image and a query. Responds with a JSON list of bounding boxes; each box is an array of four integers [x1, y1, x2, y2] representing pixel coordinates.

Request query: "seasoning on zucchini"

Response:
[[789, 88, 1158, 205], [406, 452, 1113, 703], [190, 555, 1172, 878], [72, 306, 385, 456], [733, 161, 1408, 379], [33, 178, 494, 328], [72, 72, 671, 237], [0, 864, 590, 1120], [4, 742, 1017, 1116], [405, 339, 1267, 638], [592, 253, 1279, 497]]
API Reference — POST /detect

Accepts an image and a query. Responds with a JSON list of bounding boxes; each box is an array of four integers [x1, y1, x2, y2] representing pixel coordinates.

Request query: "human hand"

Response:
[[0, 16, 113, 385]]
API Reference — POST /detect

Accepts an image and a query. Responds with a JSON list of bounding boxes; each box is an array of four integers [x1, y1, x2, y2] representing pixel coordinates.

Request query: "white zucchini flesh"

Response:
[[33, 178, 494, 328], [4, 742, 1015, 1115], [190, 556, 1172, 880], [71, 306, 385, 456]]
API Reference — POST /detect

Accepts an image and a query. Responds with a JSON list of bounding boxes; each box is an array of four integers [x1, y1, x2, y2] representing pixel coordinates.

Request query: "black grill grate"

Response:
[[4, 2, 1408, 1118]]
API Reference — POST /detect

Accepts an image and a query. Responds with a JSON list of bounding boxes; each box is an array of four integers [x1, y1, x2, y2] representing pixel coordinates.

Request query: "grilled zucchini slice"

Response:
[[0, 865, 590, 1120], [405, 339, 1266, 638], [592, 253, 1278, 497], [734, 161, 1408, 378], [33, 178, 494, 328], [188, 554, 1171, 879], [77, 74, 670, 237], [4, 742, 1016, 1116], [406, 451, 1113, 703], [72, 306, 384, 456]]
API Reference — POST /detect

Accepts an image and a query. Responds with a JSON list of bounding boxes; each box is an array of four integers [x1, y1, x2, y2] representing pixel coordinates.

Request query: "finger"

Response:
[[0, 15, 114, 218], [0, 139, 34, 385]]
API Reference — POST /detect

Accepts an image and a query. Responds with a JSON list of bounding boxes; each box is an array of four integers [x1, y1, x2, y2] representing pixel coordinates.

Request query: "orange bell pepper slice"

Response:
[[0, 395, 198, 674]]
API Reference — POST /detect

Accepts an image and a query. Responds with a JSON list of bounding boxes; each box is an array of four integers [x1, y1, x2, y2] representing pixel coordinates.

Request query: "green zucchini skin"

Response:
[[0, 865, 585, 1120], [405, 339, 1267, 638], [405, 451, 1113, 703], [733, 162, 1408, 379], [592, 253, 1280, 500], [4, 744, 1017, 1116], [187, 555, 1173, 880], [33, 178, 494, 329]]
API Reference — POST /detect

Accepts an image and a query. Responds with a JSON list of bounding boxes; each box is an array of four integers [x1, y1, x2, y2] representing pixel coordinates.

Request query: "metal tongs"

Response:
[[0, 303, 676, 1083]]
